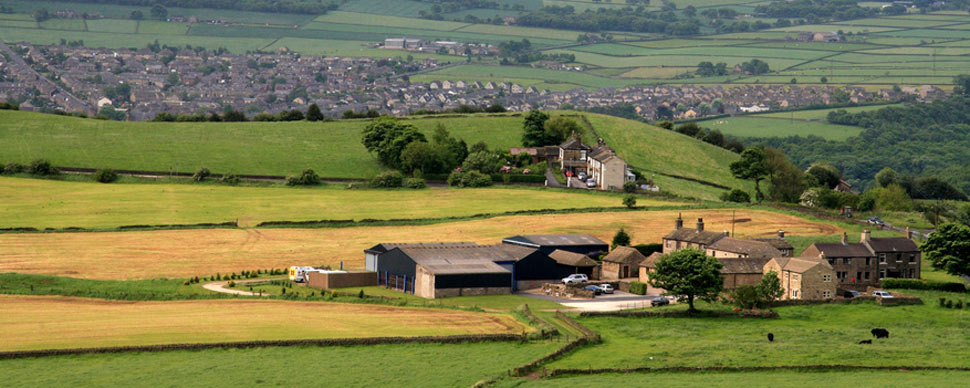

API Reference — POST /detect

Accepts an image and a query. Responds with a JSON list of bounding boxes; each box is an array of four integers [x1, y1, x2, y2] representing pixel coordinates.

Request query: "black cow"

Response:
[[767, 333, 774, 342], [858, 339, 872, 344], [871, 328, 889, 339]]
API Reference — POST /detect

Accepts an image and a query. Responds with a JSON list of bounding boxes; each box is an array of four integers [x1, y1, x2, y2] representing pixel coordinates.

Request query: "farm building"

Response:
[[752, 231, 794, 256], [363, 242, 478, 271], [705, 237, 782, 260], [601, 246, 646, 280], [376, 245, 513, 299], [548, 249, 599, 279], [502, 234, 608, 257], [718, 258, 771, 289]]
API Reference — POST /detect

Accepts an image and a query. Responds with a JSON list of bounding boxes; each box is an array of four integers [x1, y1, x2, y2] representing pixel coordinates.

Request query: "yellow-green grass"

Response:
[[768, 24, 898, 33], [0, 341, 563, 388], [755, 104, 899, 120], [84, 19, 136, 34], [37, 18, 86, 31], [135, 20, 188, 35], [0, 26, 275, 53], [549, 290, 970, 370], [495, 370, 970, 387], [618, 66, 695, 79], [454, 23, 579, 41], [696, 116, 864, 141], [0, 110, 527, 179], [551, 49, 807, 70], [629, 39, 755, 49], [860, 46, 970, 55], [833, 17, 960, 28], [0, 295, 528, 351], [0, 177, 667, 229], [586, 114, 751, 199], [314, 11, 469, 31], [335, 286, 565, 311], [0, 208, 840, 280]]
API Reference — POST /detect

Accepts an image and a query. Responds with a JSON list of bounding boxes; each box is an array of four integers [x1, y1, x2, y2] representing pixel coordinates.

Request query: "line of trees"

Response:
[[515, 6, 700, 35], [47, 1, 338, 15]]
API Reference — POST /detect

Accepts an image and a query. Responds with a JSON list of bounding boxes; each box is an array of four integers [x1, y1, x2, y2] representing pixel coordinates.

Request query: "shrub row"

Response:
[[0, 334, 527, 360], [519, 305, 559, 338], [628, 281, 647, 295], [0, 221, 238, 234], [579, 309, 779, 319], [882, 278, 967, 293], [1, 159, 59, 176], [939, 297, 968, 309]]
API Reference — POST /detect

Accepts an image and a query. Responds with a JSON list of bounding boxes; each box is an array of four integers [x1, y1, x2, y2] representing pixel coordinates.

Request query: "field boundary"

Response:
[[578, 309, 779, 319], [546, 364, 970, 377], [0, 333, 529, 360]]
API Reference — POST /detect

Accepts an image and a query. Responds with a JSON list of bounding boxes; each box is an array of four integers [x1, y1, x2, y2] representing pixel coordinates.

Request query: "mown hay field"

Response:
[[0, 295, 528, 351], [493, 370, 970, 388], [0, 209, 842, 280], [0, 177, 673, 229]]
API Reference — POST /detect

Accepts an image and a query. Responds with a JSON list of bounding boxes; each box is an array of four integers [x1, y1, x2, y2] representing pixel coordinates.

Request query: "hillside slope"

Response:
[[0, 110, 745, 199]]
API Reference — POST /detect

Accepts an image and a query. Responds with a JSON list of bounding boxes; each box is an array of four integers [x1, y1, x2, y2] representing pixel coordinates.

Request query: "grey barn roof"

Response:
[[548, 249, 598, 267], [397, 245, 513, 275], [502, 234, 608, 247], [865, 237, 919, 253], [365, 242, 479, 254]]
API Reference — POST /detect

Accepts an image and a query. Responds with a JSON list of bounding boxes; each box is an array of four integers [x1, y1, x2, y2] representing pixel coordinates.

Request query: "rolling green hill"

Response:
[[0, 110, 746, 200]]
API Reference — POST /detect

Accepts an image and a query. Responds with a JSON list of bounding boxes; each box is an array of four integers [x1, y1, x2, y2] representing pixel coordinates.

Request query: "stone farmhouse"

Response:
[[557, 134, 634, 190], [801, 230, 921, 291], [763, 256, 837, 300], [601, 246, 647, 280]]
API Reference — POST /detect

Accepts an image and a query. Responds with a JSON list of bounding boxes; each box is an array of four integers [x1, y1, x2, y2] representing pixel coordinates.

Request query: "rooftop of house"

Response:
[[770, 256, 833, 273], [558, 135, 591, 151], [548, 249, 599, 267], [805, 242, 874, 258], [664, 227, 727, 246], [752, 237, 794, 251], [602, 246, 647, 265], [708, 237, 783, 259], [639, 252, 664, 269], [718, 257, 771, 274], [502, 234, 608, 247], [865, 237, 919, 253]]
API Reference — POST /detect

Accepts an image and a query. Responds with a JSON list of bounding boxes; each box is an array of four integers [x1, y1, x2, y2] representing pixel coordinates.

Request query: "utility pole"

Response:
[[731, 210, 736, 237]]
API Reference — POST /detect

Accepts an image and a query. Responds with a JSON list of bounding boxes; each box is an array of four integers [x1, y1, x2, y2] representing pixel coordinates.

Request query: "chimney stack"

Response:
[[696, 218, 704, 231], [724, 230, 730, 237], [778, 230, 785, 239], [841, 232, 848, 245], [675, 214, 683, 230], [861, 229, 871, 242]]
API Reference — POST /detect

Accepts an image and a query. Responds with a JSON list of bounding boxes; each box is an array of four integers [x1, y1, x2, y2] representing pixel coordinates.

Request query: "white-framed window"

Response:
[[822, 290, 833, 298], [843, 258, 852, 265], [879, 254, 886, 264], [822, 274, 832, 282], [791, 289, 799, 298], [792, 274, 800, 281], [879, 269, 886, 278]]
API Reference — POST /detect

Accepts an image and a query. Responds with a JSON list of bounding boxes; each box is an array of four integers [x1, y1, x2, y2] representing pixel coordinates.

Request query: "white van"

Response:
[[289, 266, 314, 282]]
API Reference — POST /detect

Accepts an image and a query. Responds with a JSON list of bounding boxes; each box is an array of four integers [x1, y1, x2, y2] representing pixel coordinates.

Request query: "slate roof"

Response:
[[771, 256, 832, 273], [548, 249, 598, 267], [752, 237, 794, 251], [864, 237, 919, 253], [663, 228, 727, 246], [397, 246, 513, 275], [806, 242, 874, 258], [602, 246, 647, 265], [708, 237, 783, 259], [502, 234, 608, 247], [639, 252, 663, 268], [558, 136, 591, 150], [365, 242, 478, 254], [718, 258, 770, 274]]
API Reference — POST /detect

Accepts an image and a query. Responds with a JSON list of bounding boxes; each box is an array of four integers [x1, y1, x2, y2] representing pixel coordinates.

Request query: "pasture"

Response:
[[0, 177, 662, 229], [494, 370, 970, 387], [549, 290, 970, 370], [0, 208, 842, 280], [0, 341, 563, 387], [696, 115, 864, 141]]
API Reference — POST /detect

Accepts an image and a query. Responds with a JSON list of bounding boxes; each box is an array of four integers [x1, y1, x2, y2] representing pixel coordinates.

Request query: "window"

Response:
[[909, 254, 916, 263], [665, 240, 671, 248], [896, 254, 902, 263], [822, 274, 832, 282], [909, 269, 915, 278], [822, 290, 833, 298], [864, 272, 870, 280], [827, 258, 835, 265], [856, 272, 862, 281], [792, 289, 799, 298], [843, 258, 852, 265], [879, 269, 886, 278], [879, 254, 886, 264], [865, 258, 871, 266], [792, 274, 800, 281]]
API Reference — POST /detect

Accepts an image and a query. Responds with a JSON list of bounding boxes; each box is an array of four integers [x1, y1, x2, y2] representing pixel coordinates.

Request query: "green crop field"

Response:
[[85, 19, 136, 34], [755, 104, 898, 120], [494, 370, 970, 387], [696, 115, 864, 141], [314, 11, 469, 31], [549, 290, 970, 370], [135, 20, 188, 35], [0, 341, 563, 387], [0, 176, 674, 229]]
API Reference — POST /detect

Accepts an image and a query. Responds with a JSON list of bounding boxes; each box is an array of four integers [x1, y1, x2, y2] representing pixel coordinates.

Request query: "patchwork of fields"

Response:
[[695, 104, 895, 140]]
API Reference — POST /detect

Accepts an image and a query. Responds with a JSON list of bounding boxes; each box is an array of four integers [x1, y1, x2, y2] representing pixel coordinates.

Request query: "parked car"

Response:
[[585, 179, 597, 188], [596, 284, 614, 294], [873, 290, 893, 298], [583, 285, 602, 295], [867, 216, 885, 226], [844, 290, 862, 298], [562, 274, 588, 285], [577, 172, 588, 181], [651, 296, 670, 306]]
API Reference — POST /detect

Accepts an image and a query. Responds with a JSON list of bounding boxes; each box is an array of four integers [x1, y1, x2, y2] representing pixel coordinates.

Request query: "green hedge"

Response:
[[881, 278, 967, 293], [629, 281, 647, 295]]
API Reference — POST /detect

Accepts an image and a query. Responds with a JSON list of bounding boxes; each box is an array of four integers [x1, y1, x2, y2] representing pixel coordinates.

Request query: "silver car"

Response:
[[585, 179, 597, 188]]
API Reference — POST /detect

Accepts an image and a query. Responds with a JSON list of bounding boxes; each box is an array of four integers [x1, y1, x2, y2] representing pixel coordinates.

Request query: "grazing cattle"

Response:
[[871, 328, 890, 339], [859, 339, 872, 344], [767, 333, 774, 342]]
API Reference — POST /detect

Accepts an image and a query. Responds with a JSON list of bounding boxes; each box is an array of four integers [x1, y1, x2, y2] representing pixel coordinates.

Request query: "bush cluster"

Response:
[[447, 170, 492, 188], [28, 159, 58, 176], [93, 169, 118, 183], [192, 167, 211, 182], [221, 172, 240, 185], [371, 170, 405, 188], [720, 189, 751, 203], [940, 297, 966, 309], [285, 169, 320, 186], [628, 281, 647, 295]]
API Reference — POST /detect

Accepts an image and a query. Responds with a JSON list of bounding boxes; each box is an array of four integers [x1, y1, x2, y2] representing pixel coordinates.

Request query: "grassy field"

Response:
[[0, 177, 667, 229], [0, 341, 563, 387], [335, 286, 565, 311], [495, 370, 970, 387], [0, 208, 842, 279], [696, 116, 864, 141], [0, 295, 528, 351], [549, 290, 970, 370]]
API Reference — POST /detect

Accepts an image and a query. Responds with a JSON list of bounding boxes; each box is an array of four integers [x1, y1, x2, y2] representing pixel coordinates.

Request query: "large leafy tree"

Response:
[[730, 147, 770, 201], [611, 227, 631, 249], [921, 223, 970, 277], [757, 271, 784, 302], [648, 248, 723, 312], [361, 117, 426, 169], [521, 110, 552, 146]]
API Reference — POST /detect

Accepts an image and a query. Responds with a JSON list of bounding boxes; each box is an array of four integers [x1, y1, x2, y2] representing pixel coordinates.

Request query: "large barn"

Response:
[[501, 234, 609, 256]]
